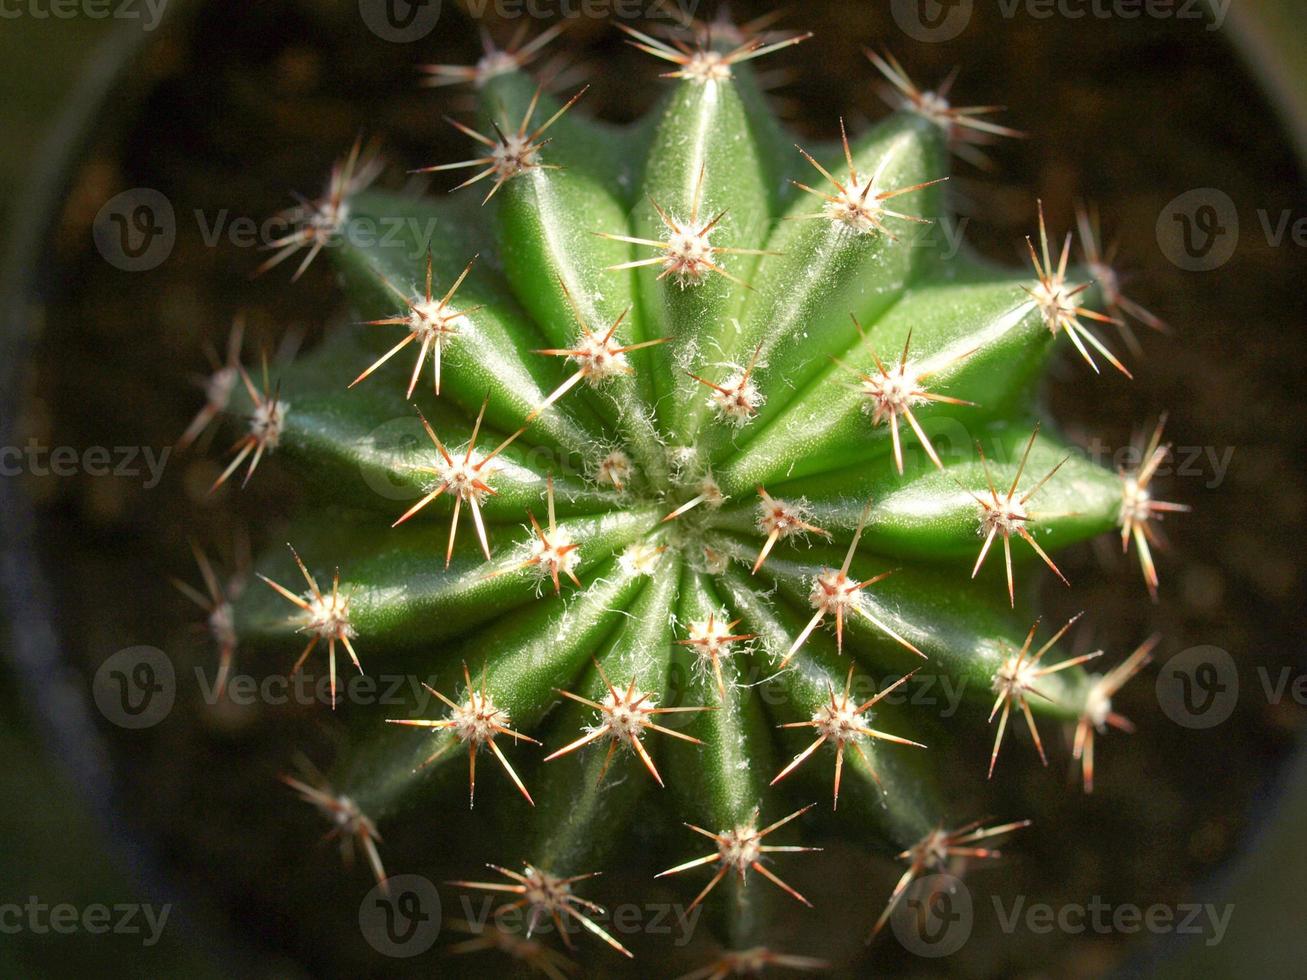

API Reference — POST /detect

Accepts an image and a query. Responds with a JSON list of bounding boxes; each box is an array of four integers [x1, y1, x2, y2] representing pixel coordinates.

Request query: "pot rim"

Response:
[[0, 9, 249, 973]]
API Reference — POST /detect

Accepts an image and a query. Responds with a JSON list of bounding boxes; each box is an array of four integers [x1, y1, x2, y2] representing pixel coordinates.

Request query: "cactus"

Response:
[[182, 16, 1188, 973]]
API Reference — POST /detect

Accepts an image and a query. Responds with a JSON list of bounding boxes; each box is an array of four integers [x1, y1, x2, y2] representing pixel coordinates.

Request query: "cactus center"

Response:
[[751, 490, 829, 575], [861, 363, 926, 419], [208, 602, 236, 649], [249, 397, 288, 448], [451, 692, 510, 745], [521, 866, 572, 910], [1119, 476, 1152, 527], [683, 50, 732, 83], [824, 172, 892, 234], [1030, 274, 1080, 336], [716, 824, 763, 871], [663, 222, 717, 286], [408, 300, 466, 345], [303, 588, 354, 642], [619, 541, 665, 576], [474, 50, 518, 86], [309, 198, 349, 239], [693, 476, 724, 507], [911, 829, 955, 870], [757, 496, 815, 542], [811, 699, 867, 745], [705, 371, 762, 425], [978, 497, 1028, 539], [592, 687, 658, 743], [913, 90, 954, 132], [327, 793, 375, 837], [205, 366, 237, 406], [992, 652, 1040, 702], [686, 618, 739, 658], [491, 133, 542, 180], [435, 450, 493, 504], [595, 449, 633, 489], [528, 526, 579, 582], [1083, 682, 1114, 731], [809, 569, 862, 616], [570, 331, 632, 380]]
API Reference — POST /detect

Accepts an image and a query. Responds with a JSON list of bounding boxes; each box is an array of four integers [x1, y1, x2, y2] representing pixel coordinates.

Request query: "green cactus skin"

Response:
[[188, 19, 1186, 973]]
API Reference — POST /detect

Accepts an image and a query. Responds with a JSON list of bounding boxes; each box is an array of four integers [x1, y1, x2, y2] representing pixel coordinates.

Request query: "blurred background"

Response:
[[1, 0, 1305, 976]]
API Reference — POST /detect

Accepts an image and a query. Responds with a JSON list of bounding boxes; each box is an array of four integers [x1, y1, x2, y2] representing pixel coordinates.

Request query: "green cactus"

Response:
[[181, 17, 1187, 973]]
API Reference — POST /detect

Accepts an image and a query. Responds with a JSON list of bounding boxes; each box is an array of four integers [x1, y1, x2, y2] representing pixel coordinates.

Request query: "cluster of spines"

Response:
[[172, 17, 1190, 974]]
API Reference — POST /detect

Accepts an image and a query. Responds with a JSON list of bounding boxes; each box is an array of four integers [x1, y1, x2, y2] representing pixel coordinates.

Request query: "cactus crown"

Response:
[[181, 15, 1186, 972]]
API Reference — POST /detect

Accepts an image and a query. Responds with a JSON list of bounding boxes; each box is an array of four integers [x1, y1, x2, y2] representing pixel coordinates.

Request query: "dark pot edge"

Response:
[[0, 9, 259, 977]]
